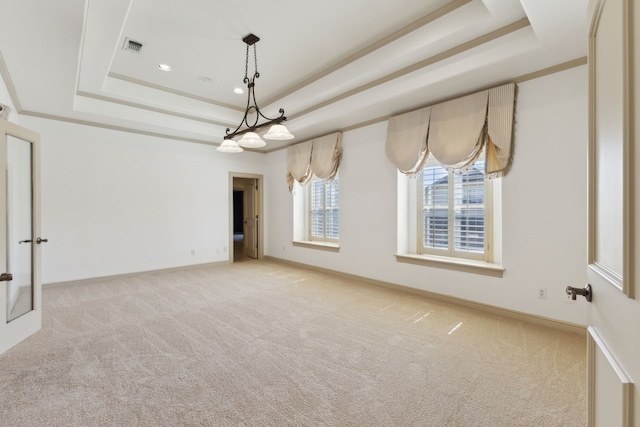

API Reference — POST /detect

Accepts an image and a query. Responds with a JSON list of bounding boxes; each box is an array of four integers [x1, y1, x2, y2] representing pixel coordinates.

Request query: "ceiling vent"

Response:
[[123, 38, 143, 53]]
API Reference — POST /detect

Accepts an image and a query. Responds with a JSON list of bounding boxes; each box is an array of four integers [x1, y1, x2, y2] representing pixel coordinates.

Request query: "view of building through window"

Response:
[[310, 176, 339, 241]]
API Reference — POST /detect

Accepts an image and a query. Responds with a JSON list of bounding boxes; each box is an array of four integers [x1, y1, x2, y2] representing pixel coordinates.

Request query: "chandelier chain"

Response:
[[244, 45, 249, 83], [243, 44, 260, 83], [253, 44, 259, 78]]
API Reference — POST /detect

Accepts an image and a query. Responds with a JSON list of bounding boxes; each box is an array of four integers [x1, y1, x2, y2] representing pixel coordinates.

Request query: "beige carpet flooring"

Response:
[[0, 260, 586, 426]]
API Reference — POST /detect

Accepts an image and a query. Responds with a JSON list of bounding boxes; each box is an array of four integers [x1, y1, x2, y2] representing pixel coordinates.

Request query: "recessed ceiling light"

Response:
[[233, 87, 244, 94], [157, 64, 172, 72]]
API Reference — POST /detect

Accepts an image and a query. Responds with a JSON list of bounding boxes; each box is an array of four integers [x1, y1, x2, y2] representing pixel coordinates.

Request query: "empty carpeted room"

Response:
[[1, 1, 640, 426]]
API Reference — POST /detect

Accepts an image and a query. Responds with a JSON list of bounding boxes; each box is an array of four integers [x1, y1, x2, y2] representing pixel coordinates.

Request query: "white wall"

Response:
[[19, 116, 267, 284], [265, 66, 589, 325]]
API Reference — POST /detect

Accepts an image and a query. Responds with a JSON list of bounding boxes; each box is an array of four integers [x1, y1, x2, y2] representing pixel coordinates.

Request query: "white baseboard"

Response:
[[43, 261, 229, 288], [264, 256, 586, 336]]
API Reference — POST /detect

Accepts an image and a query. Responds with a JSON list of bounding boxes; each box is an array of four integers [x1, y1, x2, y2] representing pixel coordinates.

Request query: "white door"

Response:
[[0, 119, 42, 355], [243, 180, 258, 259], [582, 0, 638, 425]]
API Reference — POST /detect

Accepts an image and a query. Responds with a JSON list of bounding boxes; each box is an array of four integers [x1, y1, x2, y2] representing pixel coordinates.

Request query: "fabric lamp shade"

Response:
[[238, 132, 266, 148], [217, 139, 244, 153], [264, 124, 294, 140]]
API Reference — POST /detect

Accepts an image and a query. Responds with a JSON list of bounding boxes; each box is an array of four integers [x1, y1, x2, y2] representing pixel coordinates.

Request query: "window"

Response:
[[309, 175, 339, 242], [419, 156, 492, 262]]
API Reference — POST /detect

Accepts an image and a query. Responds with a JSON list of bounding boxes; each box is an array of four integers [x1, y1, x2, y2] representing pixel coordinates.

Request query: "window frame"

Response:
[[417, 156, 494, 263], [306, 175, 339, 243]]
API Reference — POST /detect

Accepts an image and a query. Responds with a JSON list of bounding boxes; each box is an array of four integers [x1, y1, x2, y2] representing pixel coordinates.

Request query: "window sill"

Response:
[[395, 253, 504, 277], [292, 240, 340, 252]]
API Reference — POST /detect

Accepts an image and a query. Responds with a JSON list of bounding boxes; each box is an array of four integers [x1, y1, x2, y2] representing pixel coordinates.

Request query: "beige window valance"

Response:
[[486, 83, 517, 177], [311, 132, 342, 181], [429, 90, 488, 171], [385, 106, 431, 175], [287, 132, 342, 192], [287, 140, 313, 191], [385, 83, 517, 178]]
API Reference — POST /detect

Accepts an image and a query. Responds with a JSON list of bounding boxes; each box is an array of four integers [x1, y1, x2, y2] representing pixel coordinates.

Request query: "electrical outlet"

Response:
[[538, 288, 547, 299], [191, 249, 195, 256]]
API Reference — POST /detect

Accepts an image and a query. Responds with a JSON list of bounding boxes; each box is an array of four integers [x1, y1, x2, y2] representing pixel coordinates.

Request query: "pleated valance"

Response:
[[385, 83, 517, 178], [286, 140, 313, 191], [287, 132, 342, 192], [385, 106, 431, 175], [429, 90, 488, 170], [486, 83, 516, 177]]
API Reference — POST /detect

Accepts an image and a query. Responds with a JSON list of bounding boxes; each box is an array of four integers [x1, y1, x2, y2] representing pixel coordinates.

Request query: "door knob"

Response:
[[566, 284, 592, 302], [0, 272, 13, 281], [36, 237, 48, 244], [18, 239, 32, 244]]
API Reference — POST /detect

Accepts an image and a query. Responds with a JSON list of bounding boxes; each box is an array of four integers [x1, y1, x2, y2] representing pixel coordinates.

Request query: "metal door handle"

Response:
[[19, 239, 32, 244], [566, 284, 592, 302], [36, 237, 48, 244], [0, 272, 13, 281]]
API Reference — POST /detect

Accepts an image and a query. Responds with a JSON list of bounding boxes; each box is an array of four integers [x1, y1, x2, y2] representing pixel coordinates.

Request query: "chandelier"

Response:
[[217, 34, 294, 153]]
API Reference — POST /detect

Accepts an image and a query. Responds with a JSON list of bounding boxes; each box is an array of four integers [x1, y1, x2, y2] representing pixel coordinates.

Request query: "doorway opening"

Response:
[[230, 173, 263, 263], [233, 189, 244, 261]]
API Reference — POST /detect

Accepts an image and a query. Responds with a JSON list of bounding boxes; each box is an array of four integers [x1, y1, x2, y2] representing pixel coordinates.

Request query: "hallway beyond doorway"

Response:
[[233, 233, 250, 263]]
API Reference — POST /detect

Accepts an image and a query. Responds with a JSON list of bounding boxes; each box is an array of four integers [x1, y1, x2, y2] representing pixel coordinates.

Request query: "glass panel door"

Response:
[[0, 118, 41, 355], [6, 135, 33, 322]]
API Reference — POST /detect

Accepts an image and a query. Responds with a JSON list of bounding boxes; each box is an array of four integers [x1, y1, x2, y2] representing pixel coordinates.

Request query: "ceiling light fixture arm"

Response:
[[224, 35, 287, 140]]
